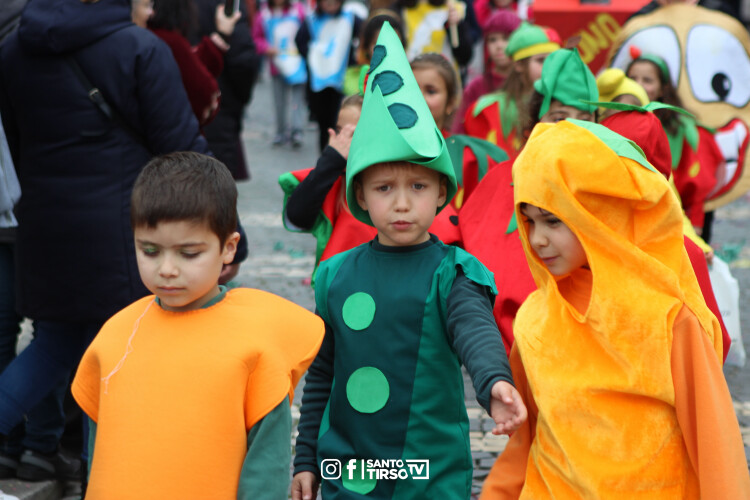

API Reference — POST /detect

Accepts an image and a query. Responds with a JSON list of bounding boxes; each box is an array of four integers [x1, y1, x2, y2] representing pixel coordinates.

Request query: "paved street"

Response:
[[235, 72, 750, 497]]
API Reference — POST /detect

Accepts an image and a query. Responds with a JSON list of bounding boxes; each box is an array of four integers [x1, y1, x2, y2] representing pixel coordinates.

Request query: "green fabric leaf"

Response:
[[371, 70, 403, 95], [369, 45, 386, 73], [581, 100, 695, 118], [505, 212, 517, 234], [389, 103, 418, 129], [446, 135, 509, 186], [471, 93, 519, 140], [567, 119, 659, 174]]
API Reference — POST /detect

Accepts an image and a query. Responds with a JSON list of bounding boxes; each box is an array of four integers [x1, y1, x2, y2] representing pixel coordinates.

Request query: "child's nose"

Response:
[[394, 189, 410, 210], [158, 256, 179, 277], [529, 228, 547, 249]]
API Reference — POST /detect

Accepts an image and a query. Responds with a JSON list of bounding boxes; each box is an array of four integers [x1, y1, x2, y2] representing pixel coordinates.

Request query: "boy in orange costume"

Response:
[[480, 120, 750, 498], [72, 152, 325, 499]]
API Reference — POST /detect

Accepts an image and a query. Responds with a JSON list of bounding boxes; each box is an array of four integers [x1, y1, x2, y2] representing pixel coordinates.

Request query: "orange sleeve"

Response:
[[71, 341, 102, 423], [480, 343, 537, 499], [672, 306, 750, 498]]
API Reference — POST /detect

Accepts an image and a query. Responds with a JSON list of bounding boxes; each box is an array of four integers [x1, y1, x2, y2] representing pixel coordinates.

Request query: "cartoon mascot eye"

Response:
[[686, 25, 750, 108], [610, 26, 681, 88]]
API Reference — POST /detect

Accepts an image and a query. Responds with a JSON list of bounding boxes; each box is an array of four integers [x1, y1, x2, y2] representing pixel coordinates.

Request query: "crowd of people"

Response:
[[0, 0, 749, 498]]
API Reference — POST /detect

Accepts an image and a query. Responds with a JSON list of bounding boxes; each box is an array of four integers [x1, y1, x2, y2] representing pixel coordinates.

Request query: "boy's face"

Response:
[[520, 204, 588, 276], [541, 101, 593, 123], [355, 162, 447, 247], [134, 221, 240, 312]]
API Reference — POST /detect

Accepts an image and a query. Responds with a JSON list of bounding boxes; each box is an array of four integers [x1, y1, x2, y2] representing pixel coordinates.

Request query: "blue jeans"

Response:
[[0, 316, 99, 440], [0, 243, 86, 454]]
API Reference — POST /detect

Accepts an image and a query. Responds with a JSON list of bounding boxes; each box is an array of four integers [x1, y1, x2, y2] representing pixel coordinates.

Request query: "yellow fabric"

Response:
[[596, 67, 649, 106], [72, 289, 324, 499], [481, 306, 750, 499], [402, 1, 465, 61], [507, 121, 723, 497], [512, 41, 560, 62]]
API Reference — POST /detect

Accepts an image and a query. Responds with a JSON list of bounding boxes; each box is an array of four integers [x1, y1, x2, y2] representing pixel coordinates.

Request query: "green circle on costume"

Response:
[[346, 367, 390, 413], [342, 292, 376, 331], [342, 459, 377, 495]]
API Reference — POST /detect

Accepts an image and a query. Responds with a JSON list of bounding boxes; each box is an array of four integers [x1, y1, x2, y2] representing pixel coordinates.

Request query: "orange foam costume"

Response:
[[480, 120, 749, 499], [73, 289, 324, 499]]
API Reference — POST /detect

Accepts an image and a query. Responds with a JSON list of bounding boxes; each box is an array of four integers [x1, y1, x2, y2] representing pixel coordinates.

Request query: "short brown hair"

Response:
[[131, 152, 238, 243]]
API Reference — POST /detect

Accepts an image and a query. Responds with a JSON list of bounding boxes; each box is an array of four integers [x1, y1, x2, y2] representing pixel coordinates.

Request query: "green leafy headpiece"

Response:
[[346, 21, 457, 226], [533, 48, 598, 118]]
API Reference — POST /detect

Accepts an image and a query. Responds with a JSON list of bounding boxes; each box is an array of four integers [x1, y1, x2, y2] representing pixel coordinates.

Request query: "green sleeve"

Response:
[[237, 397, 293, 500], [87, 417, 97, 481]]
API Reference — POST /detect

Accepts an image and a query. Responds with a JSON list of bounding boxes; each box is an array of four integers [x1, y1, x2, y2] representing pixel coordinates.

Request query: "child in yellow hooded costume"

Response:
[[480, 120, 750, 499]]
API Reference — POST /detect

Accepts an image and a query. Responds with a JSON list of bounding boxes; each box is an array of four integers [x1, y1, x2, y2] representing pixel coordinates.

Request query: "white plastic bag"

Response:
[[708, 256, 745, 367]]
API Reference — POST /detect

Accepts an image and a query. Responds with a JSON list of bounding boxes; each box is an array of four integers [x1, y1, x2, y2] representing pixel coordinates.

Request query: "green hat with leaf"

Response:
[[533, 48, 598, 118], [346, 21, 457, 226], [505, 22, 560, 61]]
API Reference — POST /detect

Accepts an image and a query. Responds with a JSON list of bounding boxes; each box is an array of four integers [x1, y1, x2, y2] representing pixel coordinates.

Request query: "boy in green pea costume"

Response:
[[291, 22, 526, 500]]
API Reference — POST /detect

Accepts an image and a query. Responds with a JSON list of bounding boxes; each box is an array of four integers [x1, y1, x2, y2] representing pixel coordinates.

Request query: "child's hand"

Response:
[[489, 380, 527, 435], [215, 5, 241, 37], [292, 471, 320, 500], [447, 5, 462, 26], [327, 123, 356, 159]]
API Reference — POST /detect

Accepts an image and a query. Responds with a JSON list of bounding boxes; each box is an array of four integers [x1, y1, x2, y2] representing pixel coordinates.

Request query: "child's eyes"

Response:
[[375, 185, 390, 192], [412, 183, 426, 190], [141, 247, 159, 257], [181, 252, 201, 259], [545, 217, 562, 227]]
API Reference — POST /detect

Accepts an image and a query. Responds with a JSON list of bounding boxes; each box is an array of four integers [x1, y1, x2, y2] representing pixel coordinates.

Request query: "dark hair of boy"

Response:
[[131, 151, 238, 243], [148, 0, 198, 37]]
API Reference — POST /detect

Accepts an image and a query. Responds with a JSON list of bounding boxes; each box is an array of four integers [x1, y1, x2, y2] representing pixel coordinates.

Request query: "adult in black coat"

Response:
[[0, 0, 210, 452]]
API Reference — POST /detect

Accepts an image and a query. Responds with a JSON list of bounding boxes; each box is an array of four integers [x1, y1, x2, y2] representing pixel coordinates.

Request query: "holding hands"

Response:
[[489, 381, 527, 435]]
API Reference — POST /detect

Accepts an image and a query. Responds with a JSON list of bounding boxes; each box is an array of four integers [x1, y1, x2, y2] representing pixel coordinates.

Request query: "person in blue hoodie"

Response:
[[0, 0, 223, 481]]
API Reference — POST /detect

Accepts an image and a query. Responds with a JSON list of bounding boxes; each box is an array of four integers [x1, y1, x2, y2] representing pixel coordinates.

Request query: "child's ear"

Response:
[[222, 231, 241, 264], [437, 176, 448, 207], [355, 182, 368, 212]]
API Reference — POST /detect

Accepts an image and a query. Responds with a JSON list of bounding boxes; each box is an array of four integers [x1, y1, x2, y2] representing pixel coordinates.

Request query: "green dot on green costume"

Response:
[[372, 71, 403, 95], [388, 103, 418, 128], [368, 45, 386, 73], [342, 292, 376, 331], [346, 367, 390, 413], [342, 459, 377, 495]]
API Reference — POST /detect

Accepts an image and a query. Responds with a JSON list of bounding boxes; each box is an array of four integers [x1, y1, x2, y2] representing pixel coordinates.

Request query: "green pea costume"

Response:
[[293, 22, 514, 499]]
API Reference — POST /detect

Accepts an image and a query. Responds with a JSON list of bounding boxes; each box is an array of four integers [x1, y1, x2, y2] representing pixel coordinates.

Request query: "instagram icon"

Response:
[[320, 459, 342, 480]]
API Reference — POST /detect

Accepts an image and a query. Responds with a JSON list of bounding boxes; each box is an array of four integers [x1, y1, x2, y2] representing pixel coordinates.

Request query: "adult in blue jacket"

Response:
[[0, 0, 212, 473]]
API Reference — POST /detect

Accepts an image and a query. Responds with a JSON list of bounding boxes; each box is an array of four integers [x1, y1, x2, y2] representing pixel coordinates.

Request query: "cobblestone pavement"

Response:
[[236, 72, 750, 497]]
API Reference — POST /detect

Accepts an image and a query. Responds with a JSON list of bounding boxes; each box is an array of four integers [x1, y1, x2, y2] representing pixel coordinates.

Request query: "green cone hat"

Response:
[[533, 48, 598, 118], [346, 21, 457, 226]]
